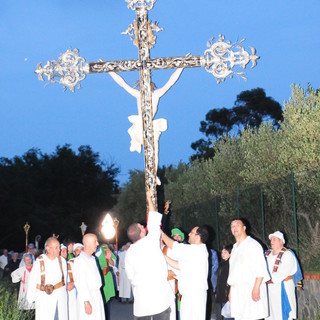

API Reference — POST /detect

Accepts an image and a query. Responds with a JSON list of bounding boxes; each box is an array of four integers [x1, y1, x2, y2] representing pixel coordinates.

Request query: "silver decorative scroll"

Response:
[[35, 48, 88, 92], [204, 34, 259, 83], [89, 55, 204, 73], [122, 20, 162, 48], [90, 59, 143, 73], [126, 0, 156, 10]]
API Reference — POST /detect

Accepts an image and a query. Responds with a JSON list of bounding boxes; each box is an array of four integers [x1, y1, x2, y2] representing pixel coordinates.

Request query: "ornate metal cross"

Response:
[[35, 0, 259, 208]]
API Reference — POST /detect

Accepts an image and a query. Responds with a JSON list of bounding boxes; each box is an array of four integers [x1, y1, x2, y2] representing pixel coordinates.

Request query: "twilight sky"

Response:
[[0, 0, 319, 185]]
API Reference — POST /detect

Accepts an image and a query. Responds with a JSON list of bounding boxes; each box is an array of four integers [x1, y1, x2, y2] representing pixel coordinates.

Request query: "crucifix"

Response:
[[35, 0, 259, 209]]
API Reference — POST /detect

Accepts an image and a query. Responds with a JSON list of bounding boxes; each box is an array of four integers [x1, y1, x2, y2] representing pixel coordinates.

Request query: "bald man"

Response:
[[73, 233, 105, 320], [27, 237, 68, 320]]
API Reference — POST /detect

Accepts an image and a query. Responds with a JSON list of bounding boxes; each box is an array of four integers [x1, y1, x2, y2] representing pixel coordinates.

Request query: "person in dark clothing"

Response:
[[3, 252, 20, 279], [3, 252, 20, 296], [215, 244, 233, 320]]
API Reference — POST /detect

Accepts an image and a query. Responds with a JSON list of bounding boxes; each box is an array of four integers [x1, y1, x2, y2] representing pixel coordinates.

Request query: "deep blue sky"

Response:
[[0, 1, 319, 185]]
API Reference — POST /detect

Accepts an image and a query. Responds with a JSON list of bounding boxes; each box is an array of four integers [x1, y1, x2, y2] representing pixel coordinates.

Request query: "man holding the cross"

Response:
[[125, 190, 173, 319], [161, 225, 209, 320]]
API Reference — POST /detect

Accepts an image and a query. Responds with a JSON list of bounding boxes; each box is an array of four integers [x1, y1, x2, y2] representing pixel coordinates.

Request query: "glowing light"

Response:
[[101, 213, 116, 239]]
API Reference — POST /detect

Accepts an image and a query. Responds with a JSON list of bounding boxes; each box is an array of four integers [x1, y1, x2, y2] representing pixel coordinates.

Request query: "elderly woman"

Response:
[[11, 253, 35, 310]]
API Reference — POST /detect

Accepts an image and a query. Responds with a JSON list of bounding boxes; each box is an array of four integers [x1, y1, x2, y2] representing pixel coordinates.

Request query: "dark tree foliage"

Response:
[[191, 88, 283, 160], [233, 88, 283, 128], [190, 139, 216, 160], [0, 145, 119, 250]]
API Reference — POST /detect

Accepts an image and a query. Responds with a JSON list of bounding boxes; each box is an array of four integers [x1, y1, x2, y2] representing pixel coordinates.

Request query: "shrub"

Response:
[[0, 281, 33, 320]]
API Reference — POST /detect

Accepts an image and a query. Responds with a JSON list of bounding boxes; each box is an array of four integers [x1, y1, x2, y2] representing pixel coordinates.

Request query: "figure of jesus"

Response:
[[109, 68, 184, 184]]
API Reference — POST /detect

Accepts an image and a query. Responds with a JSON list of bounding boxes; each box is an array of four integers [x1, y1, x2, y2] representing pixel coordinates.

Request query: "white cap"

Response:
[[73, 243, 84, 252], [268, 231, 285, 244], [60, 244, 67, 249]]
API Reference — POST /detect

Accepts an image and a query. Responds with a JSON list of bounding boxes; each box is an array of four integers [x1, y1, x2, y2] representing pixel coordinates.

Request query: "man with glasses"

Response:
[[161, 225, 209, 320]]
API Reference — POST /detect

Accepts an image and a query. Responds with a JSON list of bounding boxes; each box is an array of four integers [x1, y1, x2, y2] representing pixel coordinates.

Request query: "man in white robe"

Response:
[[27, 237, 68, 320], [167, 228, 185, 320], [266, 231, 301, 320], [227, 218, 270, 320], [118, 242, 133, 302], [73, 233, 105, 320], [125, 191, 173, 319], [161, 226, 209, 320]]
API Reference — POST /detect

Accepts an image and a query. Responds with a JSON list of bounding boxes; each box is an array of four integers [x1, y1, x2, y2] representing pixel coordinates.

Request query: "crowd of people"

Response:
[[0, 192, 303, 320], [0, 236, 132, 319]]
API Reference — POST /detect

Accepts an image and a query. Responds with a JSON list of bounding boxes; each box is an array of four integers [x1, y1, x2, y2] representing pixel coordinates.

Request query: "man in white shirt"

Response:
[[125, 191, 173, 319], [161, 226, 209, 320], [227, 218, 270, 320], [73, 233, 105, 320]]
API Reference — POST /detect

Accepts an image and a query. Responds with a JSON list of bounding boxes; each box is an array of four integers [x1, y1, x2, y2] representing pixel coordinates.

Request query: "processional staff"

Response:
[[113, 217, 120, 256], [24, 222, 30, 253], [80, 222, 87, 237], [35, 0, 259, 210]]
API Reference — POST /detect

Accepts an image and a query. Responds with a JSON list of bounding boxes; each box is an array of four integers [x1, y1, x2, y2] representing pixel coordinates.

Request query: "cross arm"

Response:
[[88, 35, 259, 85], [89, 55, 204, 73], [35, 35, 259, 91]]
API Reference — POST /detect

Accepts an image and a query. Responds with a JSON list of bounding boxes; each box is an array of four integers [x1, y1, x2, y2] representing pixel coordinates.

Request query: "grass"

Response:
[[0, 281, 34, 320]]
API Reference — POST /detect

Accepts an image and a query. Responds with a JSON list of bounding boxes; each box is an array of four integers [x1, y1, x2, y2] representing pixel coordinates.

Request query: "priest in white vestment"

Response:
[[228, 218, 270, 320], [27, 237, 68, 320], [164, 228, 185, 320], [161, 226, 209, 320], [266, 231, 302, 320], [125, 190, 173, 319], [73, 233, 105, 320]]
